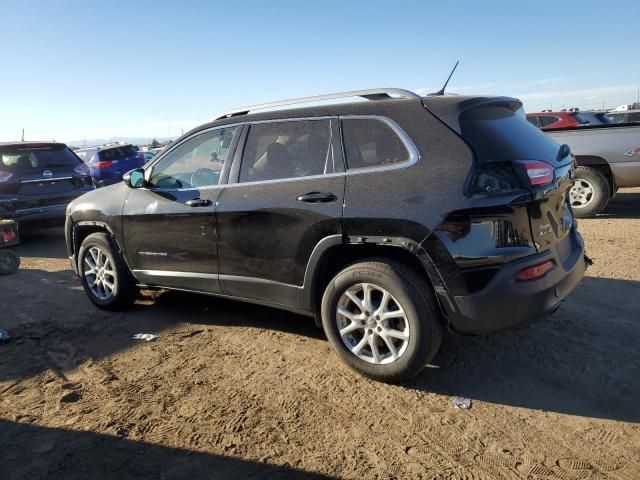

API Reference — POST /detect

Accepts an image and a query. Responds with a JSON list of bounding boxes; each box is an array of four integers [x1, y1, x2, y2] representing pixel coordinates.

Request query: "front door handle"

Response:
[[297, 192, 337, 203], [185, 198, 212, 207]]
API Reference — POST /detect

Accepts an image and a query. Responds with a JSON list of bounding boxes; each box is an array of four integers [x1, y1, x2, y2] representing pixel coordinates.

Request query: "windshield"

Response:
[[0, 144, 80, 171]]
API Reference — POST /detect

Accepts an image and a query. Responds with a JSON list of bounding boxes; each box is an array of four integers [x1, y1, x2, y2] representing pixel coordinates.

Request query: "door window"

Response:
[[150, 127, 237, 188], [539, 115, 560, 127], [239, 120, 332, 183], [341, 118, 410, 170], [526, 116, 539, 127]]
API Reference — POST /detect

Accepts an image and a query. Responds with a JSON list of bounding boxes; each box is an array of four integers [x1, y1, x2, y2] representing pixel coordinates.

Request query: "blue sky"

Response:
[[0, 0, 638, 143]]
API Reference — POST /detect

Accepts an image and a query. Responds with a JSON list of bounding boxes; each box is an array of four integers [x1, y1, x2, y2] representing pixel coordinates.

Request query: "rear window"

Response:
[[460, 106, 561, 163], [0, 145, 80, 171], [98, 145, 137, 161]]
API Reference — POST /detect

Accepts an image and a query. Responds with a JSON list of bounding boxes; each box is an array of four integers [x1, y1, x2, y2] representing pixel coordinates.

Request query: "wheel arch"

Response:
[[574, 155, 616, 195], [301, 235, 446, 327], [72, 221, 133, 275]]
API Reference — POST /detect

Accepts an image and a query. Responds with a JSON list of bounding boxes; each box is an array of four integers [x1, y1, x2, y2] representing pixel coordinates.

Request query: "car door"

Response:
[[122, 125, 240, 293], [216, 117, 344, 306]]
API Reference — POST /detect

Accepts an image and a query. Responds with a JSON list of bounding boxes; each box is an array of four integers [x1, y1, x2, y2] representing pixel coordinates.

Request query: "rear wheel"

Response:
[[78, 232, 138, 309], [0, 250, 20, 275], [321, 259, 443, 383], [570, 166, 610, 218]]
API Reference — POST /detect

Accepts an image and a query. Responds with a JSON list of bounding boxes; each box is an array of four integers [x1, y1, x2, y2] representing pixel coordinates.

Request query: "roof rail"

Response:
[[213, 88, 420, 121]]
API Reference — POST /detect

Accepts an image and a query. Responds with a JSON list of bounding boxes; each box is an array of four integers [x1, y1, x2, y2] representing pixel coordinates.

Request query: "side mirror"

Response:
[[123, 168, 146, 188]]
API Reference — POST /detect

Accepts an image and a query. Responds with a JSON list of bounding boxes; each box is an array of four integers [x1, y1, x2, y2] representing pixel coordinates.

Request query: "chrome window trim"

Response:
[[339, 115, 420, 174], [142, 115, 419, 192]]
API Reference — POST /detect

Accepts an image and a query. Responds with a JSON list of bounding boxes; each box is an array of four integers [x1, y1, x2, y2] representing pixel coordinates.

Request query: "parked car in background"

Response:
[[75, 144, 145, 188], [545, 123, 640, 216], [0, 141, 93, 227], [526, 110, 611, 130], [607, 109, 640, 124], [65, 88, 586, 382], [142, 151, 156, 162]]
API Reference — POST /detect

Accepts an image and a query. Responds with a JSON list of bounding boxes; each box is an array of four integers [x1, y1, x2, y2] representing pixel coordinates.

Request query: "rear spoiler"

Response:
[[422, 96, 522, 134]]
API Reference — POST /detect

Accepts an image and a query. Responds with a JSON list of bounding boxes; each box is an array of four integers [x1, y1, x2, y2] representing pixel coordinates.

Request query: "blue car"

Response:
[[75, 144, 145, 187]]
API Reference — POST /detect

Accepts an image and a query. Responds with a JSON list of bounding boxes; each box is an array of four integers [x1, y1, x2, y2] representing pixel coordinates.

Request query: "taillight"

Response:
[[93, 161, 113, 169], [516, 260, 555, 281], [74, 163, 90, 175], [0, 171, 13, 183], [519, 160, 554, 187]]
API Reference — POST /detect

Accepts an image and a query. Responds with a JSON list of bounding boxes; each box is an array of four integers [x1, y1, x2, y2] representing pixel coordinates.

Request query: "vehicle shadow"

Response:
[[407, 275, 640, 423], [0, 419, 334, 480], [597, 189, 640, 219], [13, 226, 68, 259]]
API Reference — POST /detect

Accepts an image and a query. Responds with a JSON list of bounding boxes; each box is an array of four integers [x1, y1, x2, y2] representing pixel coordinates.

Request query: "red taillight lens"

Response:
[[74, 163, 90, 175], [520, 160, 554, 187], [516, 260, 555, 281], [0, 171, 13, 183], [93, 161, 113, 169]]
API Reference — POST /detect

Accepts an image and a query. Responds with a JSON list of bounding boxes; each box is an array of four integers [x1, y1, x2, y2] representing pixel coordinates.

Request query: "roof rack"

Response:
[[213, 88, 420, 121]]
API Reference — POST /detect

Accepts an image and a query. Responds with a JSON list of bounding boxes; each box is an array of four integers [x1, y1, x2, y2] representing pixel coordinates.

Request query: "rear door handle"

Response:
[[185, 198, 212, 207], [297, 192, 337, 203]]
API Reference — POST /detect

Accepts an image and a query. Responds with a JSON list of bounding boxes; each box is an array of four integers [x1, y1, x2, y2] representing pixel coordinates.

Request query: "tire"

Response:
[[0, 250, 20, 275], [78, 232, 138, 309], [321, 259, 443, 383], [570, 166, 610, 218]]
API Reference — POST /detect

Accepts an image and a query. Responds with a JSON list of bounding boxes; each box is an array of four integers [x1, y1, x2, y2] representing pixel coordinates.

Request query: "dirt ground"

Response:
[[1, 189, 639, 480]]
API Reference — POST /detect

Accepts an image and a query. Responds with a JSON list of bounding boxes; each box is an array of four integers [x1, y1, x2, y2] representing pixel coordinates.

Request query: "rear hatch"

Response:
[[0, 143, 91, 210], [457, 102, 575, 254]]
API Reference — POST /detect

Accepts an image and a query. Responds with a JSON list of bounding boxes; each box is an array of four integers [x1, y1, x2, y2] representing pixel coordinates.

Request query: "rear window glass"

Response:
[[98, 145, 137, 161], [0, 145, 80, 171], [460, 106, 561, 163], [341, 118, 409, 169]]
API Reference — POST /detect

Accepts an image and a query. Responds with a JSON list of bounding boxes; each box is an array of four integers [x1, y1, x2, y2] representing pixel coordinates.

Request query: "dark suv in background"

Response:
[[74, 143, 145, 187], [0, 142, 93, 227], [65, 88, 586, 382]]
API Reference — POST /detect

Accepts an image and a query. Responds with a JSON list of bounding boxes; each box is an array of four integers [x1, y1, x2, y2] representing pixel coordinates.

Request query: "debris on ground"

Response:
[[0, 329, 10, 343], [132, 333, 158, 342], [452, 397, 472, 409]]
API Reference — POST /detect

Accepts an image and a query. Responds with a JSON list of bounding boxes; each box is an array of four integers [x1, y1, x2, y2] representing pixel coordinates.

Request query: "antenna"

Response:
[[430, 61, 459, 96]]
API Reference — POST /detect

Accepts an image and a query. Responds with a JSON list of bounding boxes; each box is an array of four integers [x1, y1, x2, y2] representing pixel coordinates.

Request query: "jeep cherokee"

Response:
[[65, 88, 587, 382]]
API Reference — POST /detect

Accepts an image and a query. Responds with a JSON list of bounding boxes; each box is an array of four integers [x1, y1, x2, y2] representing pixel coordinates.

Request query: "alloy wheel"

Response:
[[336, 283, 410, 364], [83, 246, 115, 300]]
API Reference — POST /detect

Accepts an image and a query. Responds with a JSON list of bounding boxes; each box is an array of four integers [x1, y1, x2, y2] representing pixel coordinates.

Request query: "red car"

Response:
[[526, 111, 611, 130]]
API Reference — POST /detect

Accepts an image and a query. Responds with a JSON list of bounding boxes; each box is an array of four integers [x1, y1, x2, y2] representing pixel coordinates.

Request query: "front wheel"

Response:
[[570, 166, 610, 218], [321, 259, 443, 383], [78, 232, 138, 309]]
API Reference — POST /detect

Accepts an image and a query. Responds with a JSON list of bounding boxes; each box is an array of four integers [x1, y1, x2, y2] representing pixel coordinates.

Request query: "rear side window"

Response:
[[460, 106, 561, 163], [98, 145, 137, 161], [0, 145, 80, 171], [571, 113, 589, 124], [239, 120, 332, 183], [607, 113, 624, 123], [526, 116, 539, 127], [341, 118, 410, 170]]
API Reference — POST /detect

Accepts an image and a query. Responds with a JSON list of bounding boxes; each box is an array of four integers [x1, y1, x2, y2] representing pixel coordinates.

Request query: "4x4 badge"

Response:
[[42, 170, 53, 178]]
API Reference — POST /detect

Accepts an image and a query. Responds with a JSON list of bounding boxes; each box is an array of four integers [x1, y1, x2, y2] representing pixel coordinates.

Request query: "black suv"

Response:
[[1, 142, 93, 227], [65, 88, 586, 382]]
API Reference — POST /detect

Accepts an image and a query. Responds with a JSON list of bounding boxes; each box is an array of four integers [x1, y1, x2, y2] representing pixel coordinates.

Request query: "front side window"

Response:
[[239, 120, 332, 183], [150, 127, 237, 189], [341, 118, 410, 170]]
